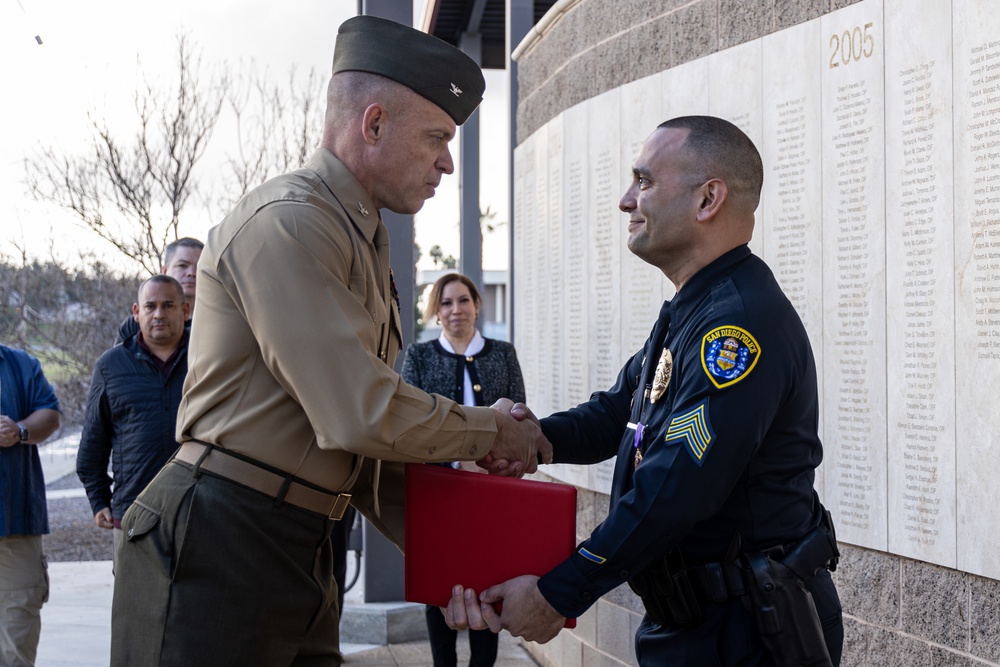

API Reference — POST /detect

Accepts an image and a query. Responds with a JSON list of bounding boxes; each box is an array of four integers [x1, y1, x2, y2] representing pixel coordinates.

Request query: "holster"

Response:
[[628, 549, 703, 626], [739, 512, 840, 667]]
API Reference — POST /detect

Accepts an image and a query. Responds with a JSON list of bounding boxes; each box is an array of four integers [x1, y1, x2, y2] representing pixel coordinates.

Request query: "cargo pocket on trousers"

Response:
[[122, 501, 161, 542]]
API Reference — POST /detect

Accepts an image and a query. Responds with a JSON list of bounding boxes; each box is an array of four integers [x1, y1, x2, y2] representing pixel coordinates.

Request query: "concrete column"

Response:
[[459, 31, 484, 295], [358, 0, 413, 604], [507, 0, 533, 339]]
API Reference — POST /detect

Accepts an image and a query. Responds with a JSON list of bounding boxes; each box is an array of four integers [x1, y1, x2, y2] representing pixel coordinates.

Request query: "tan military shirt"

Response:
[[177, 148, 497, 545]]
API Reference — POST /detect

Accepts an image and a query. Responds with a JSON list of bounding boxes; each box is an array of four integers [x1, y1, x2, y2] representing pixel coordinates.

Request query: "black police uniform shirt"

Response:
[[537, 245, 828, 619]]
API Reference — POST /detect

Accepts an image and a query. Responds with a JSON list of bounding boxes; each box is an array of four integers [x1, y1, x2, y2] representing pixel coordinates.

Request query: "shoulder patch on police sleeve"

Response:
[[665, 398, 715, 466], [701, 325, 760, 389]]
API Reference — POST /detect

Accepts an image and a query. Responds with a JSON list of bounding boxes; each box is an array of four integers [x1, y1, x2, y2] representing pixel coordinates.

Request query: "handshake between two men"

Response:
[[451, 398, 569, 644]]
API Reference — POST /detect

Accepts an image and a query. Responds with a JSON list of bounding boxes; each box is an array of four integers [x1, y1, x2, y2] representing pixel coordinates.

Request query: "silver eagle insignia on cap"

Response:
[[450, 83, 462, 97]]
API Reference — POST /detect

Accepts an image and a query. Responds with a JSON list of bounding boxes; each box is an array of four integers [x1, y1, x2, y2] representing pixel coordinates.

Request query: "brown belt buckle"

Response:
[[330, 493, 352, 521]]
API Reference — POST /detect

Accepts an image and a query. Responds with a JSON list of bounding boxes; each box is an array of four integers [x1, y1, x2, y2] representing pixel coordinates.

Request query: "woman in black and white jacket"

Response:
[[400, 272, 526, 667]]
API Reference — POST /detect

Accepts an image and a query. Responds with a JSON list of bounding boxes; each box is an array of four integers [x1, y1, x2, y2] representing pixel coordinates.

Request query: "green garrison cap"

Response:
[[333, 15, 485, 125]]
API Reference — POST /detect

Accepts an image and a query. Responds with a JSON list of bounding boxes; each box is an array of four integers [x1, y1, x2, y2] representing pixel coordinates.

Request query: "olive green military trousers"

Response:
[[110, 460, 343, 666]]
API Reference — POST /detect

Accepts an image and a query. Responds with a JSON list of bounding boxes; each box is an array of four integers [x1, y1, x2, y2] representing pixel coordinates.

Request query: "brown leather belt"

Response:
[[174, 442, 352, 520]]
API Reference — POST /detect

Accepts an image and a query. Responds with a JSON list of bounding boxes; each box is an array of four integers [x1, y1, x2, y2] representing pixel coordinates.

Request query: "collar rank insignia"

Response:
[[450, 82, 463, 97], [650, 348, 672, 403], [357, 202, 369, 217], [701, 325, 760, 389]]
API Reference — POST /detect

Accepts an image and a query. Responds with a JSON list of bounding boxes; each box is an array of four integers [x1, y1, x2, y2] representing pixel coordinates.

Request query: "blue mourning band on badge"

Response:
[[579, 548, 606, 564], [700, 325, 760, 389], [665, 399, 715, 466]]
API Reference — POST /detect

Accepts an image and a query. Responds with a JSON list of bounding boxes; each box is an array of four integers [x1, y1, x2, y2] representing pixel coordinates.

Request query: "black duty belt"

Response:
[[174, 441, 352, 520], [687, 561, 748, 602]]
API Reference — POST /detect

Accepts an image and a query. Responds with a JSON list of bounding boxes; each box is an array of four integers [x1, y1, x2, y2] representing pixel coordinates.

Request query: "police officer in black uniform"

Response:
[[447, 116, 843, 667]]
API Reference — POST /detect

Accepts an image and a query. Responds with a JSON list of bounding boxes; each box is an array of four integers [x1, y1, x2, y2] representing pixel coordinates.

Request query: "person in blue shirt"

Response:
[[0, 344, 62, 667], [448, 116, 843, 667]]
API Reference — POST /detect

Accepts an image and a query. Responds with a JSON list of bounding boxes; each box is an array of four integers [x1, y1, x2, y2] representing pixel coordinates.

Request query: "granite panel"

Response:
[[833, 0, 866, 8], [532, 627, 565, 667], [576, 487, 600, 540], [595, 34, 633, 97], [581, 0, 627, 48], [720, 0, 773, 49], [584, 86, 622, 398], [868, 626, 932, 667], [660, 50, 711, 118], [841, 616, 869, 667], [970, 576, 1000, 663], [558, 0, 590, 60], [759, 18, 825, 471], [589, 460, 615, 502], [566, 50, 598, 111], [603, 578, 644, 615], [552, 57, 577, 111], [774, 0, 829, 31], [901, 561, 970, 651], [544, 113, 567, 416], [596, 600, 636, 662], [542, 3, 594, 66], [883, 0, 957, 569], [576, 604, 599, 645], [547, 10, 583, 79], [528, 69, 565, 137], [515, 91, 541, 145], [833, 546, 901, 628], [670, 0, 718, 66], [514, 126, 543, 406], [929, 647, 988, 667], [619, 73, 666, 357], [954, 0, 1000, 583], [562, 632, 585, 667], [820, 0, 888, 552], [517, 43, 547, 101], [620, 0, 689, 29], [561, 100, 593, 410], [706, 37, 763, 257], [628, 13, 673, 82]]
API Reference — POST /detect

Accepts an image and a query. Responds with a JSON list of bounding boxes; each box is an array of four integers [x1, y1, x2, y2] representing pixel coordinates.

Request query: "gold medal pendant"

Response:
[[650, 348, 673, 403], [634, 448, 643, 470]]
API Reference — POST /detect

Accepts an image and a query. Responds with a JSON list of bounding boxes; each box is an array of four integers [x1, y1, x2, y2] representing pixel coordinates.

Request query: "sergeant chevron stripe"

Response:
[[665, 399, 715, 466]]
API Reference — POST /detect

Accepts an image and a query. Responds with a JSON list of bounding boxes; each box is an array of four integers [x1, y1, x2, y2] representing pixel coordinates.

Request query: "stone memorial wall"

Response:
[[514, 0, 1000, 582]]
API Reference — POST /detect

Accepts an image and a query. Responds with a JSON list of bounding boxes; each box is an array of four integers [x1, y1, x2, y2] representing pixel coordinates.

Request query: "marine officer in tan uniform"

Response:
[[110, 16, 547, 667]]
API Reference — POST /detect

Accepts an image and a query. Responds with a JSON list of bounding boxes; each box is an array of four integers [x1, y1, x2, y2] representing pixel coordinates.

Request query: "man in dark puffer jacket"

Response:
[[77, 275, 190, 565]]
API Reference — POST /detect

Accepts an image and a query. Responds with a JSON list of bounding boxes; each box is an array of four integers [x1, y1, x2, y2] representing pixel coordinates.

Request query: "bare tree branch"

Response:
[[220, 64, 323, 212], [23, 32, 323, 274], [25, 34, 226, 275]]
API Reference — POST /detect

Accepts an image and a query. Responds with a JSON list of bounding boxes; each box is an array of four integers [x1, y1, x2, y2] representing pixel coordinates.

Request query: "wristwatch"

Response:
[[17, 423, 29, 444]]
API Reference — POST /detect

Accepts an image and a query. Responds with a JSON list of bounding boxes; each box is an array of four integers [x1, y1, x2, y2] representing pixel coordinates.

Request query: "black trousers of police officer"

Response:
[[634, 569, 843, 666]]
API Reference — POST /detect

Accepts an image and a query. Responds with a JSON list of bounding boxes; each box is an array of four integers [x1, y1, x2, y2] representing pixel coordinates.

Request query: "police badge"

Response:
[[650, 348, 673, 403]]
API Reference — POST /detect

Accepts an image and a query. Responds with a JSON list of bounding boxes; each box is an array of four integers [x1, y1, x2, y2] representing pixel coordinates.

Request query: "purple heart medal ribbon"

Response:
[[628, 421, 645, 469]]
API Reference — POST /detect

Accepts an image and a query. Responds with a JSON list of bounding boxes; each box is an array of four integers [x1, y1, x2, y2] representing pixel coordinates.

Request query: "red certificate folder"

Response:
[[404, 463, 578, 628]]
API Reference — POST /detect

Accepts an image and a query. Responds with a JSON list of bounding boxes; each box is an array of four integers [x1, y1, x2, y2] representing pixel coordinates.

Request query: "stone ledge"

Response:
[[340, 601, 428, 646]]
